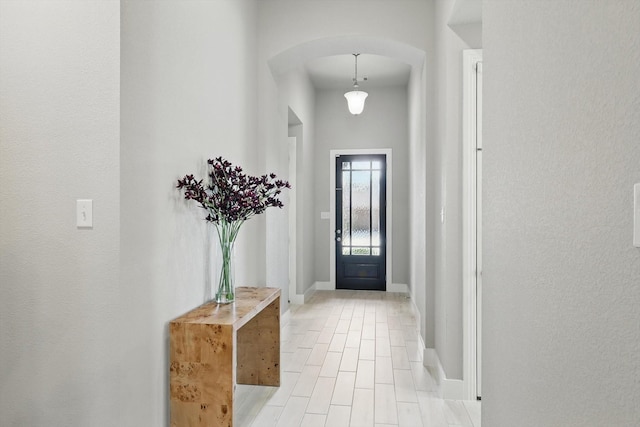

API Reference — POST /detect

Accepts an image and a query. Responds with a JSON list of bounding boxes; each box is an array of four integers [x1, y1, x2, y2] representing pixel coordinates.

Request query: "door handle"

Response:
[[336, 237, 342, 242], [336, 229, 341, 235]]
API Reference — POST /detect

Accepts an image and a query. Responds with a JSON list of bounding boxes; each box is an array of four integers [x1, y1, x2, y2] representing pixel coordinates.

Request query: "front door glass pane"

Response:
[[352, 247, 371, 255], [351, 170, 371, 247], [372, 170, 380, 246], [352, 161, 370, 170], [341, 160, 382, 257], [342, 171, 351, 246]]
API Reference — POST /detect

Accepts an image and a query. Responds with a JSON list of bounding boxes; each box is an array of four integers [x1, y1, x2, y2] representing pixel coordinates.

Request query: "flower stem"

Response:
[[215, 220, 241, 303]]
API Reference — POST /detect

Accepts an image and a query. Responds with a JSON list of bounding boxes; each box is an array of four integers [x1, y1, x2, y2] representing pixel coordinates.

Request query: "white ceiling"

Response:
[[305, 54, 411, 90]]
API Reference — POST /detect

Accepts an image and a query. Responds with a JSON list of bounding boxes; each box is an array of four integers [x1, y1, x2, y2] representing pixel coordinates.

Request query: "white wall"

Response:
[[0, 1, 121, 425], [432, 0, 478, 380], [314, 86, 410, 285], [483, 0, 640, 425], [121, 0, 258, 424]]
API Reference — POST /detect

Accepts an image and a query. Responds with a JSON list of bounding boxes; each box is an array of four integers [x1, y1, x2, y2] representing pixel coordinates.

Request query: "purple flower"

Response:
[[177, 157, 291, 225]]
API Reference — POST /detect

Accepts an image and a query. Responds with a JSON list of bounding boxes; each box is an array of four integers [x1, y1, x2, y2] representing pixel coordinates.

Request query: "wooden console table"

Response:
[[169, 287, 280, 427]]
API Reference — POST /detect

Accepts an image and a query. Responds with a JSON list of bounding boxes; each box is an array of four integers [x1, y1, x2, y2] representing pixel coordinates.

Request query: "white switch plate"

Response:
[[320, 211, 330, 220], [77, 199, 93, 228], [634, 184, 640, 247]]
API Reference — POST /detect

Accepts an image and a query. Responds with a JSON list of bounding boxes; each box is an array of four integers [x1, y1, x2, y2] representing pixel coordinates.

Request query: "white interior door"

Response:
[[476, 60, 483, 399], [463, 49, 482, 401]]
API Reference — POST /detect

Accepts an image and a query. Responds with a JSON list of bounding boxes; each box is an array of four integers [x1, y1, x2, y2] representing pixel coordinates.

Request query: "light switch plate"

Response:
[[320, 211, 330, 220], [634, 184, 640, 247], [77, 199, 93, 228]]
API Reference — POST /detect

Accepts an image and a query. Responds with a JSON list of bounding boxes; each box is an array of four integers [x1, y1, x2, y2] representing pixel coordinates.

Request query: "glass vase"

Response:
[[214, 221, 237, 304]]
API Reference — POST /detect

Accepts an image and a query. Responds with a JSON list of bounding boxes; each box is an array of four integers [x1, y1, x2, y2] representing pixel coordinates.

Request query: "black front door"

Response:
[[335, 154, 387, 291]]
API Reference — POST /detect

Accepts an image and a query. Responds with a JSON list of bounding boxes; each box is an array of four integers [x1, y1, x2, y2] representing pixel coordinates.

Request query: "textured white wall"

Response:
[[314, 86, 410, 285], [121, 0, 258, 424], [483, 0, 640, 425], [0, 1, 121, 425]]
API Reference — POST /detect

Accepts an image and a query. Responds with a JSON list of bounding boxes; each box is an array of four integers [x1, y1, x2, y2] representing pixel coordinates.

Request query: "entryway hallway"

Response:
[[235, 291, 481, 426]]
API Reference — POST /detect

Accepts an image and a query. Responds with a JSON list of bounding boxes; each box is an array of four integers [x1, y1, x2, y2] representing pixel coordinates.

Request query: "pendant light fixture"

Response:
[[344, 54, 368, 115]]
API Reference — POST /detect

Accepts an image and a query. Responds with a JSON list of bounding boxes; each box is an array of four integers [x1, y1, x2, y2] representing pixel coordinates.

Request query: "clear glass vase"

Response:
[[214, 221, 237, 304]]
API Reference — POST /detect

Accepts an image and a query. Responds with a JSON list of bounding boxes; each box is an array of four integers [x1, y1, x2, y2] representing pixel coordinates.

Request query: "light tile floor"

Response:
[[235, 290, 481, 427]]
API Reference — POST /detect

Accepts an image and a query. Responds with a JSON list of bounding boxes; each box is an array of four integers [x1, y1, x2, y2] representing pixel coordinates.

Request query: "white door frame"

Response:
[[288, 137, 298, 304], [329, 149, 393, 291], [462, 49, 482, 401]]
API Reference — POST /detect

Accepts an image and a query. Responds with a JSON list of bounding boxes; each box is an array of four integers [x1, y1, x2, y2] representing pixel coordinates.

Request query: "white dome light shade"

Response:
[[344, 90, 368, 115]]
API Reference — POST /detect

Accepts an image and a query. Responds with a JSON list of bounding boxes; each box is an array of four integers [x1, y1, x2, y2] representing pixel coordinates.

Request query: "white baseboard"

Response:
[[404, 291, 465, 400], [423, 348, 440, 370], [388, 283, 409, 294], [443, 379, 464, 400], [290, 282, 322, 305], [303, 284, 317, 301], [281, 308, 291, 326], [289, 293, 305, 305], [406, 292, 425, 353], [314, 281, 332, 291], [423, 347, 465, 400]]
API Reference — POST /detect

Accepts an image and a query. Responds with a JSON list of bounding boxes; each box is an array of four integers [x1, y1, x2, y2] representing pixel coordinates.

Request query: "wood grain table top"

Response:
[[170, 286, 281, 330]]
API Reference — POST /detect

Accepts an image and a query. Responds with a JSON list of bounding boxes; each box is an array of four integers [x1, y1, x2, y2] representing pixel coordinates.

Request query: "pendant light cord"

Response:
[[353, 53, 360, 88]]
